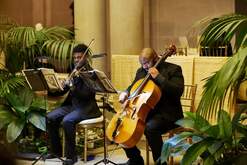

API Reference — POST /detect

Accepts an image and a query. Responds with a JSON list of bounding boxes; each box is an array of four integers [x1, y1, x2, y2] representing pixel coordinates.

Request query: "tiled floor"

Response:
[[16, 139, 183, 165], [16, 147, 155, 165]]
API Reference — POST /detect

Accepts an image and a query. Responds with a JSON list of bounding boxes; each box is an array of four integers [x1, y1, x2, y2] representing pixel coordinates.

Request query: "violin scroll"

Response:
[[161, 44, 176, 58], [167, 44, 177, 56]]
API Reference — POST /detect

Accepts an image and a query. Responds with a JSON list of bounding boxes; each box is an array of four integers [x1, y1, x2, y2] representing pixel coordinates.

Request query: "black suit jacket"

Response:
[[49, 63, 102, 119], [126, 61, 184, 122]]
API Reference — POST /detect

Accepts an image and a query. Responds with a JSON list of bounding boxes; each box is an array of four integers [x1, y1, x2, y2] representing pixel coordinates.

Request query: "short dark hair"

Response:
[[72, 44, 88, 54]]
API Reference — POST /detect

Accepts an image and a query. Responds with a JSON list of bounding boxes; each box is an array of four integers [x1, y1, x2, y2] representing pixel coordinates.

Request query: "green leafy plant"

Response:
[[0, 87, 46, 143], [161, 106, 247, 165], [0, 50, 47, 144]]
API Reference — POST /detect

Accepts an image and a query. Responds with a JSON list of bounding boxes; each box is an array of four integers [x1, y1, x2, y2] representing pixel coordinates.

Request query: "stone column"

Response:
[[74, 0, 108, 73], [109, 0, 144, 55]]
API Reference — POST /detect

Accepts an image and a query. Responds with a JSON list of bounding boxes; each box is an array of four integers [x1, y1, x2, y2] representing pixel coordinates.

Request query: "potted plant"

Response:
[[159, 13, 247, 165], [0, 81, 46, 143], [0, 70, 48, 156], [161, 104, 247, 165], [0, 66, 48, 157]]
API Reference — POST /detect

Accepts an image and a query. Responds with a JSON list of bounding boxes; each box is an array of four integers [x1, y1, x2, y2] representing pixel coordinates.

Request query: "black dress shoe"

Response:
[[63, 156, 77, 165], [44, 153, 62, 159], [63, 159, 74, 165]]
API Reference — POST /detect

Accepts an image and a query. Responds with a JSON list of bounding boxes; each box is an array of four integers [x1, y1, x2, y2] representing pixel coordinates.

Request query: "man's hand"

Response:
[[119, 92, 128, 103], [149, 67, 159, 79], [62, 79, 72, 88]]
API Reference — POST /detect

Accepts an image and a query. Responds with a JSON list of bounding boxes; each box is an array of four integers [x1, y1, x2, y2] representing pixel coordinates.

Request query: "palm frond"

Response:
[[199, 14, 247, 51], [7, 27, 37, 49], [43, 39, 78, 72], [0, 70, 26, 97], [1, 23, 75, 73], [41, 26, 73, 40], [5, 26, 41, 68], [197, 47, 247, 120]]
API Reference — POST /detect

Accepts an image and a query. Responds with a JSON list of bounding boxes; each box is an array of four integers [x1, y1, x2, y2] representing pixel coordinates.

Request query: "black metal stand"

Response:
[[32, 153, 64, 165], [94, 94, 117, 165], [32, 91, 65, 165]]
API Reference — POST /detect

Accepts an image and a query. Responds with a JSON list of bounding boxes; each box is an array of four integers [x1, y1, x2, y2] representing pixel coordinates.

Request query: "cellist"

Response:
[[118, 48, 184, 165]]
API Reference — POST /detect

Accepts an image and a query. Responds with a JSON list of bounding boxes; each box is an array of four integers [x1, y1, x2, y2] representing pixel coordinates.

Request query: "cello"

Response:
[[106, 45, 176, 148]]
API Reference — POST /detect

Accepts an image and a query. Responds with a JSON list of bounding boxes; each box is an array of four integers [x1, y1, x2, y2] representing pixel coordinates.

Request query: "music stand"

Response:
[[79, 69, 118, 165], [21, 69, 65, 165]]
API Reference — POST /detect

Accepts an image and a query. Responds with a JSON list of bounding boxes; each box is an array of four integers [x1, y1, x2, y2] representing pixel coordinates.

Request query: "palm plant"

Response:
[[2, 25, 77, 73], [0, 15, 95, 74], [0, 15, 86, 73], [197, 14, 247, 120]]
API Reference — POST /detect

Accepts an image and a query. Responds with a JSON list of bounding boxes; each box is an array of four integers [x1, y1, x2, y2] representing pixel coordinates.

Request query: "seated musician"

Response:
[[46, 44, 102, 165], [118, 48, 184, 165]]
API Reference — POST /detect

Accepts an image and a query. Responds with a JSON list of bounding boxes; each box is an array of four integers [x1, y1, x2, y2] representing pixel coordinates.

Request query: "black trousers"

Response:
[[123, 113, 177, 164], [46, 105, 88, 159]]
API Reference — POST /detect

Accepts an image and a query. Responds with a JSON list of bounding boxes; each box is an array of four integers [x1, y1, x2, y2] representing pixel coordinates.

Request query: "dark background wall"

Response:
[[235, 0, 247, 15], [0, 0, 73, 27]]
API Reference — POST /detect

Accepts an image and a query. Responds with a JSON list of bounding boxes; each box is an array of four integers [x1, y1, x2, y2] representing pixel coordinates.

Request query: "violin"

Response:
[[106, 45, 176, 148]]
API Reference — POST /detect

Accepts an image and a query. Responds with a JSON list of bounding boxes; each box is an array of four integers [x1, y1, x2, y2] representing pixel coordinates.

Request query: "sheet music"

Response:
[[38, 68, 63, 91], [22, 68, 63, 92], [93, 69, 118, 93], [80, 69, 117, 93], [22, 69, 47, 91]]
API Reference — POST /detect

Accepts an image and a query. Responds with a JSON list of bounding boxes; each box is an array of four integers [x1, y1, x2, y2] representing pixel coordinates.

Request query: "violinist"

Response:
[[118, 48, 184, 165], [46, 44, 102, 165]]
